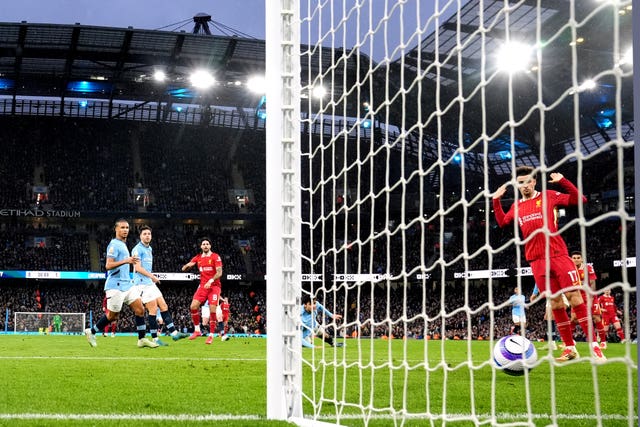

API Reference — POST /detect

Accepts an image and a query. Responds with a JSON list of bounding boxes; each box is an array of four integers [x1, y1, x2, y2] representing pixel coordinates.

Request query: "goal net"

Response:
[[266, 0, 635, 426], [13, 312, 86, 334]]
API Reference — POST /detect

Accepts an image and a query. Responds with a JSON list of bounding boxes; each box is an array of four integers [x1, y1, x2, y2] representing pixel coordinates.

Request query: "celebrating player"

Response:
[[600, 289, 626, 344], [300, 294, 343, 348], [132, 225, 189, 346], [85, 218, 158, 348], [493, 167, 605, 362], [570, 251, 608, 348], [181, 237, 223, 345]]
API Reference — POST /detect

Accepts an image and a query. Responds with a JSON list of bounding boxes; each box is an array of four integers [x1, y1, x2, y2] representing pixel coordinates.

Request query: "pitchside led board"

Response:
[[0, 258, 634, 282]]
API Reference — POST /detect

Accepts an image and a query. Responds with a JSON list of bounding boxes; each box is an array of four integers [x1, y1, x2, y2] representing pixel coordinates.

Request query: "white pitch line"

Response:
[[0, 356, 265, 361]]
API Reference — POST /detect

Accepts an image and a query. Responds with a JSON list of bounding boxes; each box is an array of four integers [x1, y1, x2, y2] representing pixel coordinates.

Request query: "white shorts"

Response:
[[140, 284, 163, 304], [512, 314, 526, 324], [201, 305, 210, 320], [105, 286, 143, 313]]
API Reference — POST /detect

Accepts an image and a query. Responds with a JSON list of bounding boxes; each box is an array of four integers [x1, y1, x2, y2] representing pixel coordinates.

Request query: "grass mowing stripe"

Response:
[[0, 336, 635, 427], [0, 412, 634, 422], [0, 413, 263, 421], [0, 356, 265, 361]]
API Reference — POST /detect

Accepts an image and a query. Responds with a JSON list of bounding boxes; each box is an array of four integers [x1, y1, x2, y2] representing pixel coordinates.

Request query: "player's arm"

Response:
[[134, 261, 160, 284], [203, 266, 223, 289], [529, 284, 541, 302], [492, 183, 514, 227], [105, 256, 137, 271], [318, 302, 342, 321], [181, 260, 196, 271], [549, 172, 587, 205]]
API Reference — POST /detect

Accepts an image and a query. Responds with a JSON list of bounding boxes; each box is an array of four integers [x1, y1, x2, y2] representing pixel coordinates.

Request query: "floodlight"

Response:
[[496, 41, 532, 74], [190, 70, 215, 89], [312, 85, 327, 99], [153, 70, 166, 82], [247, 76, 266, 94]]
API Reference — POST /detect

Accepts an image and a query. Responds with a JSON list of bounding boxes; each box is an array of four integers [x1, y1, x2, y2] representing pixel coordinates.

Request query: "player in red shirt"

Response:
[[599, 289, 626, 343], [181, 237, 223, 344], [102, 295, 117, 337], [219, 296, 231, 341], [493, 166, 605, 362], [570, 251, 608, 348]]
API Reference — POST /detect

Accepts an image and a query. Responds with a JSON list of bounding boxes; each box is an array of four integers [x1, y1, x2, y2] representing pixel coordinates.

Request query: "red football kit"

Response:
[[191, 252, 223, 306], [572, 263, 601, 315], [493, 177, 586, 294], [220, 300, 230, 322], [599, 294, 621, 324]]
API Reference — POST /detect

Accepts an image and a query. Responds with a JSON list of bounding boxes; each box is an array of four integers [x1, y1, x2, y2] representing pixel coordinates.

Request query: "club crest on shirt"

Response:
[[536, 200, 542, 208]]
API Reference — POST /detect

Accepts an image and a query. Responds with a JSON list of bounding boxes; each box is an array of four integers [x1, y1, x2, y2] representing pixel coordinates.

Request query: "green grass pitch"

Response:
[[0, 335, 636, 426]]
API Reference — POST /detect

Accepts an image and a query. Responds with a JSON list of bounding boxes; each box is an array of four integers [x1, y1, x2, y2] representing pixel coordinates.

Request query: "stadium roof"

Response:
[[0, 21, 266, 106], [0, 0, 633, 177], [388, 0, 634, 176]]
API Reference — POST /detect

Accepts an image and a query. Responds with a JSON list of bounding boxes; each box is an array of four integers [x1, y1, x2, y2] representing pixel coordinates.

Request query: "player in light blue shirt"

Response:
[[133, 225, 188, 345], [301, 294, 343, 348], [104, 238, 135, 291], [508, 286, 526, 335], [85, 218, 158, 349]]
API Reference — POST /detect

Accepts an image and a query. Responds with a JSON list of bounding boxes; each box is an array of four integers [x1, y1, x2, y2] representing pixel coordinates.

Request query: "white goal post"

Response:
[[13, 312, 86, 334], [266, 0, 636, 426]]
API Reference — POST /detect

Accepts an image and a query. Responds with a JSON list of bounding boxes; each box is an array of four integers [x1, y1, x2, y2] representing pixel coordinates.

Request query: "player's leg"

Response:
[[145, 299, 167, 346], [86, 291, 122, 347], [127, 289, 158, 348], [156, 296, 188, 341], [553, 258, 605, 361], [613, 319, 626, 342], [220, 316, 230, 341], [206, 290, 221, 345], [201, 306, 210, 336], [189, 287, 207, 339], [531, 261, 576, 359]]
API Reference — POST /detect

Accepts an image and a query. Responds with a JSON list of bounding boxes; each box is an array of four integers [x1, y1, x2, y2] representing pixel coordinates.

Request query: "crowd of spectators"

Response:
[[0, 280, 635, 346], [0, 112, 635, 346], [0, 117, 266, 214]]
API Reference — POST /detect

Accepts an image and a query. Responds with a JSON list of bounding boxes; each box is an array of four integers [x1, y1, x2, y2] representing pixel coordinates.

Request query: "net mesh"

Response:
[[293, 0, 635, 425]]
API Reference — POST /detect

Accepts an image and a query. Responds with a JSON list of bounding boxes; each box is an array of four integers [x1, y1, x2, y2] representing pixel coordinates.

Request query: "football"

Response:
[[493, 335, 538, 376]]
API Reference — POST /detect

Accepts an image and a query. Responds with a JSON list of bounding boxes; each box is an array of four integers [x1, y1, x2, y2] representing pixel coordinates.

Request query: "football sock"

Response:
[[572, 303, 596, 343], [553, 308, 575, 347], [190, 309, 201, 331], [135, 315, 146, 339], [148, 314, 158, 339], [160, 311, 177, 334], [595, 319, 607, 343], [94, 315, 111, 334]]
